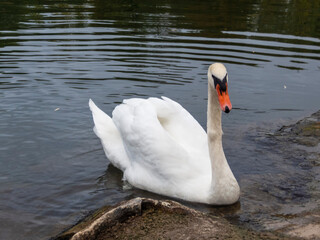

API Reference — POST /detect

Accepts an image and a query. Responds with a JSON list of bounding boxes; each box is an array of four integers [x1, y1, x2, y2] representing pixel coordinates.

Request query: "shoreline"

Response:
[[53, 110, 320, 240]]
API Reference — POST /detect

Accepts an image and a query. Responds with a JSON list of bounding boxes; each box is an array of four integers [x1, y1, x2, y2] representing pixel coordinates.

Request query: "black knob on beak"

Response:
[[225, 106, 230, 113]]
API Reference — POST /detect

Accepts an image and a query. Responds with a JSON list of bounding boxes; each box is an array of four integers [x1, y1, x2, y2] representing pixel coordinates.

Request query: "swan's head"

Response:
[[208, 63, 232, 113]]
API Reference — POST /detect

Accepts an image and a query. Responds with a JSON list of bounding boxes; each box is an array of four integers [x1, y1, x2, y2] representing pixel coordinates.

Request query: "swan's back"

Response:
[[113, 97, 210, 169]]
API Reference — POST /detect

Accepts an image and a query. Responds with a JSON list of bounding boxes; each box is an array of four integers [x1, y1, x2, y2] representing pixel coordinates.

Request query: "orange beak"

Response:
[[216, 84, 232, 113]]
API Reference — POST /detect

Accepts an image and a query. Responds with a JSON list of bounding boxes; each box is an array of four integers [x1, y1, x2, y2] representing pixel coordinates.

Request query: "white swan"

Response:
[[89, 63, 240, 205]]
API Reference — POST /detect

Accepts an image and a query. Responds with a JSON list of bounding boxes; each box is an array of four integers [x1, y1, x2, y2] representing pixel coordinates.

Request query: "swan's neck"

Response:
[[207, 84, 222, 137], [207, 83, 239, 205], [207, 83, 224, 182]]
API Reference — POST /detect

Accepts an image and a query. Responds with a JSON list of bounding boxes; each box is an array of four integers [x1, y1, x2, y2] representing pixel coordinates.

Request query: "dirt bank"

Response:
[[53, 197, 292, 240]]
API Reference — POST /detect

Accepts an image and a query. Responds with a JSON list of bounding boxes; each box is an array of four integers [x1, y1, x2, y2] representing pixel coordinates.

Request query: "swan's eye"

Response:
[[212, 74, 227, 92], [216, 84, 223, 95]]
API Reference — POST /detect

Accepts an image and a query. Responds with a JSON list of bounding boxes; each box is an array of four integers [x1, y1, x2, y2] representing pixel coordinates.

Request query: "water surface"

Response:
[[0, 0, 319, 239]]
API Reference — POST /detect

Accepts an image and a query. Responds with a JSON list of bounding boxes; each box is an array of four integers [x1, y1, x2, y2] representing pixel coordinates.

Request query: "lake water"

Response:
[[0, 0, 319, 239]]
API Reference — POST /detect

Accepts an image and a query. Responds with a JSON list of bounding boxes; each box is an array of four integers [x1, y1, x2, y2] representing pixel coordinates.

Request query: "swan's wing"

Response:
[[112, 98, 210, 193], [148, 96, 209, 159], [89, 99, 129, 171]]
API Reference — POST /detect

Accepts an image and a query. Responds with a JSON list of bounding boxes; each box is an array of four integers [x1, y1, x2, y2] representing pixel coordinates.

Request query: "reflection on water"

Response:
[[0, 0, 319, 239]]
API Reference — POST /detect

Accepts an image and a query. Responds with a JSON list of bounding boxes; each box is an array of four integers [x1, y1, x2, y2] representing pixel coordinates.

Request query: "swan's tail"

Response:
[[89, 99, 129, 171]]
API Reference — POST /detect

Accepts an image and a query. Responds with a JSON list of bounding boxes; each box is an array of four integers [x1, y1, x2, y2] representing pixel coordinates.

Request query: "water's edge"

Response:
[[52, 110, 320, 240]]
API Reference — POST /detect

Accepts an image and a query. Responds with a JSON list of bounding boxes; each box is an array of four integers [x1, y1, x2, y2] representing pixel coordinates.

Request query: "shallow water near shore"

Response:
[[0, 0, 319, 239]]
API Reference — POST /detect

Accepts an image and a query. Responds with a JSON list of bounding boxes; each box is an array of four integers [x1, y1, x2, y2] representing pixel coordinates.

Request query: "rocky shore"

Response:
[[269, 110, 320, 239]]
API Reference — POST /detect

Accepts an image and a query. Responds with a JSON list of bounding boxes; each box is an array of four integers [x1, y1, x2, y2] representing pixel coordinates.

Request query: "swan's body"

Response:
[[89, 63, 240, 205]]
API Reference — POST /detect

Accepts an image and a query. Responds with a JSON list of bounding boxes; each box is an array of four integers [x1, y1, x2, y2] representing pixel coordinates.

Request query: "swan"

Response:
[[89, 63, 240, 205]]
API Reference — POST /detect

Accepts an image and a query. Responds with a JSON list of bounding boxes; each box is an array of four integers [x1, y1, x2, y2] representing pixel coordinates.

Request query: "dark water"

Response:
[[1, 0, 319, 239]]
